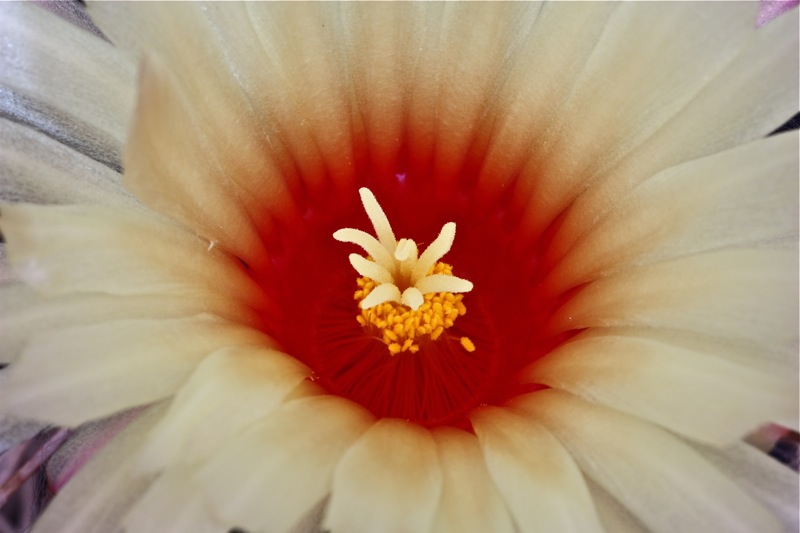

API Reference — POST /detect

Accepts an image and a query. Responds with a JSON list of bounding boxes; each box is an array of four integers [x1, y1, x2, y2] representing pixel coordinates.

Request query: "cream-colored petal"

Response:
[[0, 315, 271, 426], [691, 441, 800, 533], [510, 3, 797, 238], [412, 222, 456, 283], [124, 54, 270, 268], [403, 3, 542, 185], [585, 480, 648, 533], [431, 428, 515, 533], [545, 9, 798, 249], [137, 346, 310, 472], [415, 274, 473, 295], [550, 249, 798, 355], [200, 396, 374, 533], [121, 469, 228, 533], [337, 2, 428, 177], [471, 407, 603, 533], [0, 285, 261, 365], [0, 2, 134, 156], [91, 2, 355, 201], [30, 405, 164, 533], [348, 254, 393, 285], [0, 119, 135, 206], [324, 418, 441, 533], [360, 282, 402, 309], [546, 132, 799, 292], [519, 390, 784, 533], [0, 204, 265, 313], [524, 329, 796, 446]]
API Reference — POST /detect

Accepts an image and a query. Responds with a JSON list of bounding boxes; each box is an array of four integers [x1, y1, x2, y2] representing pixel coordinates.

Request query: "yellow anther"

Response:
[[460, 337, 476, 352], [352, 260, 473, 356]]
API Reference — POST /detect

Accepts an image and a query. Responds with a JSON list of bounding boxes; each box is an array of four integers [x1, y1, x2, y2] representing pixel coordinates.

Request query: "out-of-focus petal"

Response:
[[757, 0, 799, 26], [0, 119, 135, 206], [519, 390, 783, 533], [430, 428, 515, 533], [524, 329, 796, 445], [0, 315, 270, 426], [121, 468, 226, 533], [0, 2, 135, 169], [200, 396, 373, 533], [691, 441, 800, 533], [29, 405, 164, 533], [471, 407, 603, 533], [46, 407, 143, 492], [324, 418, 441, 533]]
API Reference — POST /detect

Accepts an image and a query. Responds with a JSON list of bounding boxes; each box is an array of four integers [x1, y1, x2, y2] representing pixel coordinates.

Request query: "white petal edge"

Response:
[[0, 315, 271, 426], [430, 427, 516, 533], [200, 395, 374, 533], [136, 345, 310, 473], [518, 390, 784, 533], [471, 406, 604, 533], [324, 418, 441, 533], [29, 405, 165, 533], [523, 329, 797, 445]]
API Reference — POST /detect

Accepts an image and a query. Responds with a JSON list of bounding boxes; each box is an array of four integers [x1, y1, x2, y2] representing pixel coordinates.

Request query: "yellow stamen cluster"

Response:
[[355, 261, 473, 355]]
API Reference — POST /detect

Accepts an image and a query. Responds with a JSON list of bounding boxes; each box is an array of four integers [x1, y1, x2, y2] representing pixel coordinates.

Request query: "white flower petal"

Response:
[[138, 346, 309, 472], [124, 54, 272, 268], [0, 204, 265, 313], [325, 418, 441, 533], [519, 390, 784, 533], [29, 405, 165, 533], [0, 2, 134, 158], [415, 274, 473, 295], [0, 315, 271, 426], [403, 3, 542, 183], [200, 396, 374, 533], [585, 480, 648, 533], [0, 285, 261, 365], [431, 428, 515, 533], [547, 131, 799, 292], [471, 407, 603, 533], [524, 329, 796, 445], [359, 282, 402, 309], [510, 3, 797, 237], [551, 249, 798, 355], [121, 469, 225, 533], [691, 441, 800, 533], [0, 119, 135, 206], [412, 222, 456, 283], [90, 1, 357, 195], [549, 9, 798, 248], [348, 254, 393, 285]]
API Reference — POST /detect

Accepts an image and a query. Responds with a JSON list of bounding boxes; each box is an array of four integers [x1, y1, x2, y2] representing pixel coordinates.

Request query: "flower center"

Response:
[[334, 188, 475, 355], [251, 170, 570, 430]]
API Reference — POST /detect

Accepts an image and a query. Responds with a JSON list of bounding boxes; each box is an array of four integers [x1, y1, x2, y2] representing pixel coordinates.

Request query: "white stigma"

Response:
[[333, 188, 474, 310]]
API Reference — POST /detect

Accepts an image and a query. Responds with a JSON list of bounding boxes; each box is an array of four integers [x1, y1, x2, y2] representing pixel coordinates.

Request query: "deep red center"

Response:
[[249, 159, 576, 431]]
